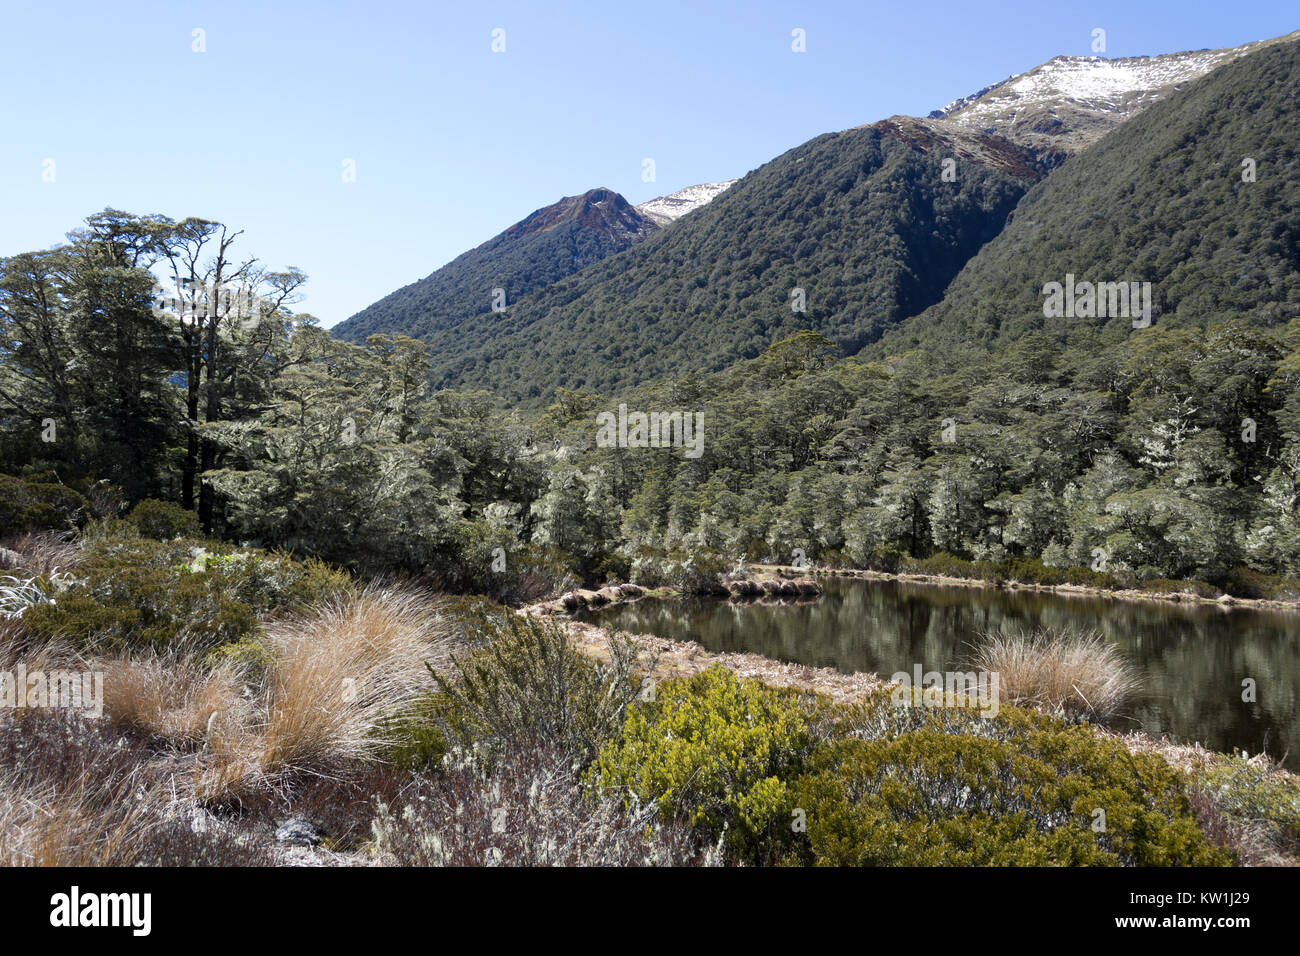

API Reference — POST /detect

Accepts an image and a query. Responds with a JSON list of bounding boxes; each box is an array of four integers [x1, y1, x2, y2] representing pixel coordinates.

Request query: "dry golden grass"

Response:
[[101, 646, 252, 746], [975, 627, 1140, 721], [256, 585, 455, 775], [0, 586, 459, 860], [0, 778, 154, 867]]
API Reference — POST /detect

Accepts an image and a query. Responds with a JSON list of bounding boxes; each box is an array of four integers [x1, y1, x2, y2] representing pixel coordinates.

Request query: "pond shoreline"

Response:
[[751, 564, 1300, 614], [530, 603, 1294, 790], [523, 572, 1299, 786]]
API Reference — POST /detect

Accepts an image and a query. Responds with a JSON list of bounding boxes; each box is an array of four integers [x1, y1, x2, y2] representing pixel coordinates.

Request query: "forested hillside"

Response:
[[332, 187, 658, 344], [415, 121, 1044, 398], [878, 34, 1300, 359], [4, 40, 1300, 599]]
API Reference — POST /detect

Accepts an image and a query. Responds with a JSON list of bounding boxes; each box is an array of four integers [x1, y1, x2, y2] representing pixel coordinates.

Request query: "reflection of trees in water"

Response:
[[585, 580, 1300, 766]]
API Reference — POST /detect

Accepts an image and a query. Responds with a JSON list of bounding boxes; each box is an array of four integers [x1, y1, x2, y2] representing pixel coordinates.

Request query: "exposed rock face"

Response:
[[869, 116, 1052, 180], [505, 187, 658, 245]]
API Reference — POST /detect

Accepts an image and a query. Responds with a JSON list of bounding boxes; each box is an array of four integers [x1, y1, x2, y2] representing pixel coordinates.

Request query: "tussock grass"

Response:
[[257, 585, 456, 775], [101, 641, 253, 746], [0, 530, 81, 578], [975, 627, 1140, 722], [0, 711, 271, 866]]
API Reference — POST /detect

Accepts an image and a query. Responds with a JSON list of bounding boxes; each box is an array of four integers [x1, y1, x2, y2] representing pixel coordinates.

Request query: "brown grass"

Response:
[[974, 627, 1140, 722], [257, 585, 455, 775], [0, 530, 81, 577], [0, 711, 272, 866], [101, 642, 253, 746]]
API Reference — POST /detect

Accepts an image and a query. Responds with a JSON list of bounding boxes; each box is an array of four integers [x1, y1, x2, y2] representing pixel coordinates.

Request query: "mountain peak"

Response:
[[636, 181, 739, 226], [505, 188, 657, 244], [930, 29, 1300, 159]]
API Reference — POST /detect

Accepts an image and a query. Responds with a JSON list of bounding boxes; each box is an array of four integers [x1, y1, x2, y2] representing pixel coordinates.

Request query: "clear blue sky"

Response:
[[1, 1, 1295, 326]]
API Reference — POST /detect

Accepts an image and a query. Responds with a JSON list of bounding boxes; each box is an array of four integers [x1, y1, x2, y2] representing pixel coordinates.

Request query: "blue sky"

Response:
[[1, 1, 1295, 326]]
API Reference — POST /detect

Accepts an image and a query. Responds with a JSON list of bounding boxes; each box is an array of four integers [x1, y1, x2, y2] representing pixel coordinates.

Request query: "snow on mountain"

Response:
[[930, 30, 1300, 158], [635, 180, 739, 226]]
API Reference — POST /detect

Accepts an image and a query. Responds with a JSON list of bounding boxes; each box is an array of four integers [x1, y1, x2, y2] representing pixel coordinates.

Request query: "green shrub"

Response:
[[126, 498, 200, 540], [376, 694, 452, 770], [591, 666, 814, 863], [429, 605, 643, 769], [1000, 556, 1067, 586], [23, 535, 353, 651], [796, 701, 1231, 866], [899, 553, 1124, 590], [444, 522, 580, 605], [1138, 578, 1219, 598], [871, 544, 904, 573], [1192, 754, 1300, 848], [0, 474, 87, 536], [1221, 566, 1300, 601]]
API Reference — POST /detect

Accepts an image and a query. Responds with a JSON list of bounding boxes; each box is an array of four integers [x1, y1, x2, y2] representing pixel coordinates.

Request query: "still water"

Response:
[[577, 577, 1300, 767]]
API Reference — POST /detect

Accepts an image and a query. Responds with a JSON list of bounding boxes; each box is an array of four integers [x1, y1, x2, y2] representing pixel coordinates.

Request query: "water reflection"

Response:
[[577, 579, 1300, 767]]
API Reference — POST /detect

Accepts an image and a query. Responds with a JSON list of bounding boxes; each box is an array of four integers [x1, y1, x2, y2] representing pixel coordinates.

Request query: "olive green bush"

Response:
[[126, 498, 201, 540], [625, 543, 730, 593], [796, 701, 1231, 866], [591, 666, 815, 864], [1192, 754, 1300, 851], [23, 534, 353, 651], [0, 474, 87, 536]]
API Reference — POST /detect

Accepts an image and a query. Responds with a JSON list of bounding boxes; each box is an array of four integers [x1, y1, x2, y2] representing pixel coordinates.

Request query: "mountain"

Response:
[[930, 30, 1300, 162], [415, 120, 1044, 398], [331, 187, 658, 344], [882, 33, 1300, 358], [636, 181, 738, 226], [339, 30, 1299, 401]]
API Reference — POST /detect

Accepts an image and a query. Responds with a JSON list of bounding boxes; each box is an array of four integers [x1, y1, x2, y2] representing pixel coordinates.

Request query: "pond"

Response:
[[576, 576, 1300, 768]]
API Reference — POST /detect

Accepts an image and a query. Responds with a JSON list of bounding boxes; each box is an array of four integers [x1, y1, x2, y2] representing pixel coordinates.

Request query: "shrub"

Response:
[[1138, 578, 1219, 598], [626, 543, 729, 593], [371, 743, 718, 866], [796, 702, 1230, 866], [126, 498, 201, 540], [1191, 754, 1300, 851], [871, 544, 904, 573], [0, 474, 87, 536], [1221, 566, 1300, 601], [974, 627, 1140, 722], [591, 666, 814, 863], [428, 606, 644, 769], [22, 535, 353, 651], [444, 522, 579, 605], [1000, 556, 1067, 586]]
